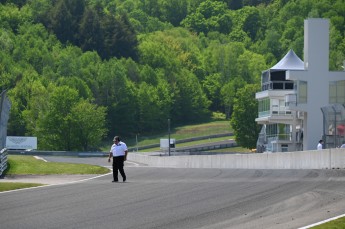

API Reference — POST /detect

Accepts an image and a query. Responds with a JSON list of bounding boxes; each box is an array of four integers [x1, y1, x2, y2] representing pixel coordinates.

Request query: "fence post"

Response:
[[0, 148, 8, 176]]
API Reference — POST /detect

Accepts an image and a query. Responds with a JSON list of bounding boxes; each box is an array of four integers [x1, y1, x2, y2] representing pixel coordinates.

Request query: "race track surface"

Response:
[[1, 157, 345, 229]]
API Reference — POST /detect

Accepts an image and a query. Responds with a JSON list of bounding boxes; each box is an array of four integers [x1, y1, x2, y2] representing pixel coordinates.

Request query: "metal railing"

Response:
[[0, 148, 8, 176], [261, 81, 294, 91]]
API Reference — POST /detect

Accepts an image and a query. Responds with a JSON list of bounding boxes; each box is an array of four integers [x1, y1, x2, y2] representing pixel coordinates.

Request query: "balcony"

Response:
[[258, 105, 293, 118], [261, 81, 294, 91], [285, 93, 297, 106]]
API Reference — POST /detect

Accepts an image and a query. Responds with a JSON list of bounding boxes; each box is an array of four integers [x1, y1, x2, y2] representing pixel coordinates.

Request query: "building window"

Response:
[[266, 123, 291, 141], [329, 81, 345, 104], [258, 98, 270, 117], [298, 81, 307, 104], [281, 144, 288, 152]]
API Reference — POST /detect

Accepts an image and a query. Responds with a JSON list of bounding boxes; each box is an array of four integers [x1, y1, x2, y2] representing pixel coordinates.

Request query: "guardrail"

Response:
[[128, 133, 234, 151], [0, 148, 8, 176], [7, 150, 108, 157]]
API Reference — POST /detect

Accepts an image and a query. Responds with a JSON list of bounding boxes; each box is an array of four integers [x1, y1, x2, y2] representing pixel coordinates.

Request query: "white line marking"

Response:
[[126, 161, 141, 166], [298, 213, 345, 228], [34, 156, 48, 162]]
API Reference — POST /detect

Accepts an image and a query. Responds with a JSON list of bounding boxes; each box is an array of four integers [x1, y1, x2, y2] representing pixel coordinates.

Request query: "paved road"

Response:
[[1, 157, 345, 229]]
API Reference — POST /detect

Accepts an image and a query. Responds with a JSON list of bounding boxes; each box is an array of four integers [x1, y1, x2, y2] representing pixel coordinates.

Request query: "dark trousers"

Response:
[[112, 156, 126, 181]]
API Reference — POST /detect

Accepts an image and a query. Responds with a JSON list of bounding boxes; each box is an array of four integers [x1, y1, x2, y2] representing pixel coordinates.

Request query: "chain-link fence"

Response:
[[0, 90, 11, 149], [321, 104, 345, 149], [0, 90, 11, 175]]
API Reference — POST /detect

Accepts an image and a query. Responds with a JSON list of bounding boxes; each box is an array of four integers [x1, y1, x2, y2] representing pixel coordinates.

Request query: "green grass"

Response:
[[5, 155, 109, 175], [207, 146, 252, 153], [138, 136, 243, 153], [0, 155, 110, 192], [0, 183, 45, 192], [100, 120, 232, 151], [176, 136, 232, 147], [311, 217, 345, 228]]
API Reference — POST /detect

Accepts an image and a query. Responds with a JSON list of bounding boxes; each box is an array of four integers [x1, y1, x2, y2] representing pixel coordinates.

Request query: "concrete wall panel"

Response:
[[128, 148, 345, 170]]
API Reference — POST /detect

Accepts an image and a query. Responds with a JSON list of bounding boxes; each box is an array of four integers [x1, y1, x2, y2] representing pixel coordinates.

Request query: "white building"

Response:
[[255, 18, 345, 153]]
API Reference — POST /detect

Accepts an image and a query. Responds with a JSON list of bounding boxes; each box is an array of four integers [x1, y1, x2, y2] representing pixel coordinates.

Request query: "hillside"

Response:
[[0, 0, 343, 151]]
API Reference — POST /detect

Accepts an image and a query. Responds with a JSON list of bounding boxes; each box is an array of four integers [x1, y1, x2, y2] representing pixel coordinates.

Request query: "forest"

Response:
[[0, 0, 344, 150]]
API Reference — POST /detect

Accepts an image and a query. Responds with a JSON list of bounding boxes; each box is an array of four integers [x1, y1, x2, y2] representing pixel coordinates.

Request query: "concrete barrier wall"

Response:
[[128, 148, 345, 169]]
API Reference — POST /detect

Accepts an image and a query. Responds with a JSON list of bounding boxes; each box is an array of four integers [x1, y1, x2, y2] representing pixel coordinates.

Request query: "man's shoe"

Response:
[[112, 180, 118, 182], [123, 178, 126, 182]]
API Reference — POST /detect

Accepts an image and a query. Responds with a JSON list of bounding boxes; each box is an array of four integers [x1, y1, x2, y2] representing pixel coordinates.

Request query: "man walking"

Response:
[[108, 136, 128, 182], [317, 140, 323, 150]]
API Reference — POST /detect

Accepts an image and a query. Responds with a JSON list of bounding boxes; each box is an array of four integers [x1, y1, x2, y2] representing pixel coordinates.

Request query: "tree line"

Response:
[[0, 0, 343, 150]]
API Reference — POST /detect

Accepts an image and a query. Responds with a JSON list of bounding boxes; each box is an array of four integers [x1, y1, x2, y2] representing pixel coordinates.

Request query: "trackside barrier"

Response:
[[7, 150, 108, 157], [6, 148, 345, 170], [127, 148, 345, 169], [0, 148, 8, 176], [128, 133, 233, 151]]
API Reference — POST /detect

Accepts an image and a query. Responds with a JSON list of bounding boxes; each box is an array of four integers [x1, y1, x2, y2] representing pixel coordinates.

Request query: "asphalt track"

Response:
[[1, 157, 345, 229]]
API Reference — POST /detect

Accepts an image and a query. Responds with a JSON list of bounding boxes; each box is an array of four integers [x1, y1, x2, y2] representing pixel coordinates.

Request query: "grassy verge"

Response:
[[0, 155, 110, 192], [207, 146, 252, 153], [311, 217, 345, 228], [0, 183, 45, 192], [5, 155, 109, 175], [137, 136, 231, 152], [101, 120, 232, 151], [137, 136, 251, 153]]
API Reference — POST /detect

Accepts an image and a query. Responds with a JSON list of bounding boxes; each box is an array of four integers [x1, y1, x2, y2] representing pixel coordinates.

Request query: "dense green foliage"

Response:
[[0, 0, 344, 150], [230, 84, 261, 149]]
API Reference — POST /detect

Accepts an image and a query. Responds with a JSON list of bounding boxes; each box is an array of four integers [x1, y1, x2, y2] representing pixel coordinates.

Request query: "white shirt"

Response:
[[317, 143, 323, 150], [110, 141, 128, 157]]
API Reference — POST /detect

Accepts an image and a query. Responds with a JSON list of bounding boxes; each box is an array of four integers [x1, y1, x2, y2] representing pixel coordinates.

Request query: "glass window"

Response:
[[337, 81, 345, 104], [281, 144, 288, 152], [329, 81, 337, 103], [298, 81, 307, 103], [329, 81, 345, 104], [258, 98, 270, 117]]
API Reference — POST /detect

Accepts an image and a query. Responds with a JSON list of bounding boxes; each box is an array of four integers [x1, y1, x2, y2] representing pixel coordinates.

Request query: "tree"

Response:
[[79, 8, 103, 52], [172, 69, 211, 124], [7, 70, 42, 136], [115, 14, 138, 60], [97, 59, 138, 137], [100, 13, 138, 60], [37, 85, 80, 150], [139, 28, 202, 75], [237, 50, 267, 84], [181, 0, 232, 34], [21, 80, 49, 136], [70, 100, 107, 150], [36, 85, 107, 150], [137, 81, 171, 133], [47, 0, 85, 44], [138, 31, 182, 71], [242, 7, 262, 40], [220, 77, 247, 119], [202, 73, 222, 112], [13, 23, 56, 75], [48, 0, 74, 43], [279, 16, 304, 57], [230, 84, 261, 149], [201, 41, 245, 82], [0, 3, 31, 31], [161, 0, 188, 26], [55, 77, 93, 100]]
